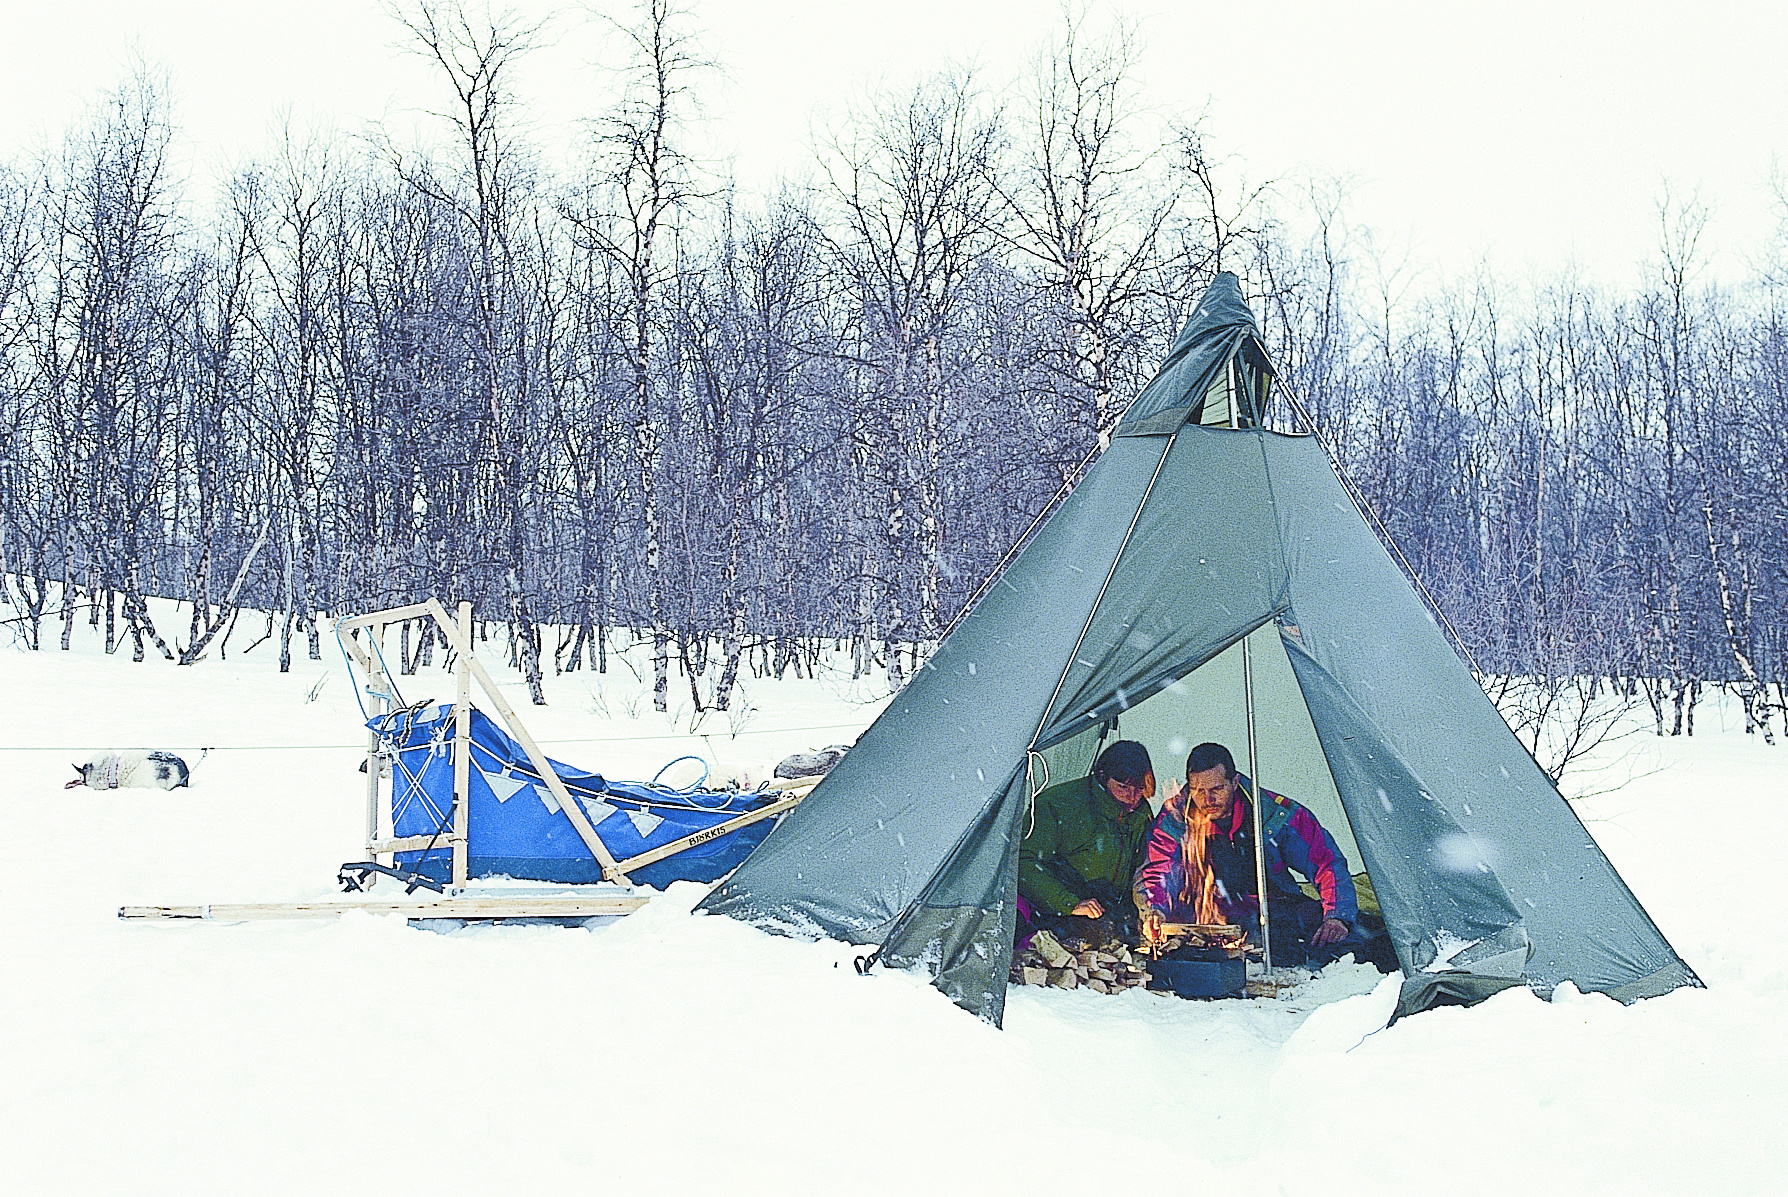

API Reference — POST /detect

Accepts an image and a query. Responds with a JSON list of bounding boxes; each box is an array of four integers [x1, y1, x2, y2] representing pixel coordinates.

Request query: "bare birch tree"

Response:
[[822, 74, 1003, 680], [392, 0, 553, 700], [564, 0, 708, 711], [1003, 6, 1173, 446]]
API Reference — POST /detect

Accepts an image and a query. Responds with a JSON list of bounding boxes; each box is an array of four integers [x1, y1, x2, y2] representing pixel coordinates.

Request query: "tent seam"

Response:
[[1255, 429, 1297, 618], [1025, 432, 1179, 755]]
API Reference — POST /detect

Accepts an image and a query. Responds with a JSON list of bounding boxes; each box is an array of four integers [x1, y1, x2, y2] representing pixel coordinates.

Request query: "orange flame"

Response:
[[1176, 804, 1225, 926]]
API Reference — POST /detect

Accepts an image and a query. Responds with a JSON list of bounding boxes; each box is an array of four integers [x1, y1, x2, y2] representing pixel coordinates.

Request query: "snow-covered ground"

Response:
[[2, 608, 1783, 1195]]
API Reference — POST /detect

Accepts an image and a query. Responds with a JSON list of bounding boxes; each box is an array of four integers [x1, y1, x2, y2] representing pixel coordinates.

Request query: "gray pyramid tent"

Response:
[[700, 273, 1699, 1025]]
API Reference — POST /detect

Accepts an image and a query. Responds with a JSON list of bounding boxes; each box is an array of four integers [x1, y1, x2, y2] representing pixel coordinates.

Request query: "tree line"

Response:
[[0, 2, 1780, 743], [1264, 197, 1788, 745]]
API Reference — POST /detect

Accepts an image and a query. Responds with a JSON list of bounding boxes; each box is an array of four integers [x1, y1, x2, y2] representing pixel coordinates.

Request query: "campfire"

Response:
[[1142, 922, 1251, 959], [1179, 806, 1225, 926], [1010, 792, 1257, 998], [1136, 803, 1254, 962]]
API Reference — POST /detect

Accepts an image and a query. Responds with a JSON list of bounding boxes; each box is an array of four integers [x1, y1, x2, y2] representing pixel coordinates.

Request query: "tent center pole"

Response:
[[1243, 632, 1272, 974], [1230, 350, 1272, 976]]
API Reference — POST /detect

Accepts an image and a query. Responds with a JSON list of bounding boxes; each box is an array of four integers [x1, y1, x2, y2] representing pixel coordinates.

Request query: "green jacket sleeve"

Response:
[[1018, 787, 1082, 917]]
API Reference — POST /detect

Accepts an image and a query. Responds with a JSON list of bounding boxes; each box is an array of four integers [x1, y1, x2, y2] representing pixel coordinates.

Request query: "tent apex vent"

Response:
[[1113, 270, 1276, 436]]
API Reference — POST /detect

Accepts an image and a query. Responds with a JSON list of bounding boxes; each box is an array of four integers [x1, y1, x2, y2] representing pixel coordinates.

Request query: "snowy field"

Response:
[[1, 607, 1783, 1196]]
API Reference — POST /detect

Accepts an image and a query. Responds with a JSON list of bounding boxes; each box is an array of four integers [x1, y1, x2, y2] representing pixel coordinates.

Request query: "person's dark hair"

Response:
[[1185, 742, 1236, 779], [1092, 740, 1152, 787]]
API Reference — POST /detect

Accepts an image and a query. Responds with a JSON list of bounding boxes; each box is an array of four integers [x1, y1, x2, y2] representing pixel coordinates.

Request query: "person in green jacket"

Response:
[[1018, 740, 1156, 943]]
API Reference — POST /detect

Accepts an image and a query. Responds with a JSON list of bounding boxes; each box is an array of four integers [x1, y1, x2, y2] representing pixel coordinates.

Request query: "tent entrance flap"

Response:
[[876, 765, 1032, 1025], [1280, 634, 1535, 1008]]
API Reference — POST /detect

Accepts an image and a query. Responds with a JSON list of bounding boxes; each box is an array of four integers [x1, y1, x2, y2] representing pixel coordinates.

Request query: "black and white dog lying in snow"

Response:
[[66, 751, 191, 791]]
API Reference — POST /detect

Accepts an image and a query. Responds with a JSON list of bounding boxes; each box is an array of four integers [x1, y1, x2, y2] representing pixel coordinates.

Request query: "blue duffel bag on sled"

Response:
[[368, 703, 783, 888]]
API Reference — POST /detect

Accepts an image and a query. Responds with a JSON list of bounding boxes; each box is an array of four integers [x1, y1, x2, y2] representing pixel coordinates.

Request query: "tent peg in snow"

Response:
[[700, 272, 1701, 1026]]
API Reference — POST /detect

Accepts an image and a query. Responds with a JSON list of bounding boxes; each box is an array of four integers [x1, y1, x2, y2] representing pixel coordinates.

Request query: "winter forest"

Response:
[[0, 2, 1781, 749]]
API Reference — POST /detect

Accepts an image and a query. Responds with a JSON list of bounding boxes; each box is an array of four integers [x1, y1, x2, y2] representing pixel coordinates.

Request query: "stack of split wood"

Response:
[[1010, 930, 1153, 994]]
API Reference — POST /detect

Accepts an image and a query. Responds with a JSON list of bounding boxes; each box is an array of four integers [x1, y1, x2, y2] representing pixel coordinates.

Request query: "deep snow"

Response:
[[1, 608, 1783, 1195]]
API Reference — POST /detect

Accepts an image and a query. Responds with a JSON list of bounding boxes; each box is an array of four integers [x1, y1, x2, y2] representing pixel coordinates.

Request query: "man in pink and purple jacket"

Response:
[[1134, 741, 1366, 968]]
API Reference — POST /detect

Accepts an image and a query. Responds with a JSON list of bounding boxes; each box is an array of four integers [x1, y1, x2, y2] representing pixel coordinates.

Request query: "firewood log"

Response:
[[1030, 930, 1076, 969], [1160, 922, 1243, 942]]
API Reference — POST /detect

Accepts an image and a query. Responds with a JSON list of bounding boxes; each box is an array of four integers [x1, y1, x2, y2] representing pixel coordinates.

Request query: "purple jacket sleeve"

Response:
[[1273, 801, 1358, 924], [1133, 804, 1185, 917]]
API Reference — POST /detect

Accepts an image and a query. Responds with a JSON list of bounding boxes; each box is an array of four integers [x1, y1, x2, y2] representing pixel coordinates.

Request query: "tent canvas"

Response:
[[700, 273, 1699, 1025]]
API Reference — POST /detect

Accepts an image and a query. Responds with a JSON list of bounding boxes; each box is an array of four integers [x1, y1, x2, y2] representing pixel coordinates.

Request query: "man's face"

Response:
[[1185, 765, 1236, 822], [1104, 773, 1153, 811]]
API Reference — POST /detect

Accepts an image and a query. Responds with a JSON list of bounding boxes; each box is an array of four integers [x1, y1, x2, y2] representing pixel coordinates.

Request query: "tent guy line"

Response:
[[0, 721, 874, 753]]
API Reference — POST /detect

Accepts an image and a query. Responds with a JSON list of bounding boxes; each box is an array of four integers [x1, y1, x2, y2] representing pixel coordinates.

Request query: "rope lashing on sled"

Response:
[[336, 625, 412, 722]]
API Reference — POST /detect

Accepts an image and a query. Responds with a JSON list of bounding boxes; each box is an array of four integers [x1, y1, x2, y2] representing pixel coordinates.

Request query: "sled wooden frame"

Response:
[[334, 598, 807, 891]]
